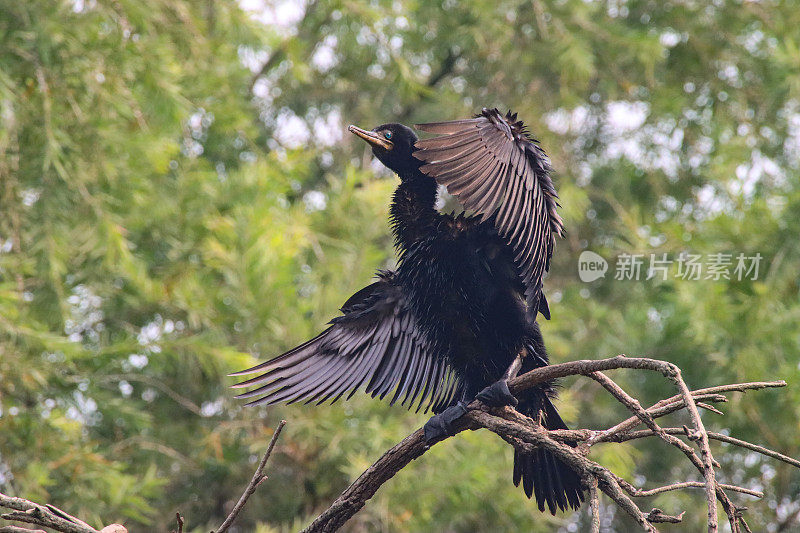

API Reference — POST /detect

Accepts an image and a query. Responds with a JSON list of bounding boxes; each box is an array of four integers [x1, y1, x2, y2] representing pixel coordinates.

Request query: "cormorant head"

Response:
[[348, 123, 420, 177]]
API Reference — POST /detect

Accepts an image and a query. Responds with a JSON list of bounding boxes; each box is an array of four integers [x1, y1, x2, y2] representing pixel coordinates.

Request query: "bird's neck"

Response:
[[390, 169, 438, 252]]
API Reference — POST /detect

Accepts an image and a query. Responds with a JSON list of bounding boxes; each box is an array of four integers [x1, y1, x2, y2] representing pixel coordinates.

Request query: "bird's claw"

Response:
[[423, 402, 468, 443], [476, 379, 518, 407]]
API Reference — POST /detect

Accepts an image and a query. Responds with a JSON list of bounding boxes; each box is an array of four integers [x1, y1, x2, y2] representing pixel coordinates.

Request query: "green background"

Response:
[[1, 0, 798, 531]]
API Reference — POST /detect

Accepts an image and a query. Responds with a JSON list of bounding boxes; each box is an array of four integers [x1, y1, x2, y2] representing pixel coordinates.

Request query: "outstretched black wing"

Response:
[[414, 108, 564, 321], [231, 271, 459, 413]]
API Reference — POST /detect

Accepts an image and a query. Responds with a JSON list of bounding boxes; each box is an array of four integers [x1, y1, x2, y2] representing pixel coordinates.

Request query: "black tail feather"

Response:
[[513, 388, 585, 514]]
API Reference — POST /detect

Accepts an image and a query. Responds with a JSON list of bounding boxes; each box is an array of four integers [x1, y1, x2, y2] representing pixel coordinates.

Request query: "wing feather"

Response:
[[415, 131, 482, 152], [415, 108, 564, 320], [415, 117, 483, 134], [404, 342, 430, 407], [371, 334, 407, 398], [232, 272, 458, 412]]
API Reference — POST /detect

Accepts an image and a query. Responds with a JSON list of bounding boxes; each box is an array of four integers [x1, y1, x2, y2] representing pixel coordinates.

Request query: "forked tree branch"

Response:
[[299, 355, 793, 533], [1, 357, 794, 533]]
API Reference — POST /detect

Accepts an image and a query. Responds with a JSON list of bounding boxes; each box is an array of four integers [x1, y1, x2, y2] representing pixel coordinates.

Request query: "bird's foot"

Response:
[[423, 402, 469, 443], [476, 379, 518, 408]]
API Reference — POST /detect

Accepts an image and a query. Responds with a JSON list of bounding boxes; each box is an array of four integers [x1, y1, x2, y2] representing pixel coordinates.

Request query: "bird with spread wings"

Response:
[[232, 108, 583, 514]]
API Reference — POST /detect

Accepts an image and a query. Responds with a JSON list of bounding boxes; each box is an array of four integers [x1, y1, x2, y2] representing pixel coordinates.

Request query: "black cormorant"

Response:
[[231, 108, 585, 513]]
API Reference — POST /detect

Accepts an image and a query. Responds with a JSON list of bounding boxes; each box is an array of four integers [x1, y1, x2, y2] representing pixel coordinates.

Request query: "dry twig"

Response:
[[625, 481, 763, 499], [173, 513, 183, 533], [215, 419, 286, 533]]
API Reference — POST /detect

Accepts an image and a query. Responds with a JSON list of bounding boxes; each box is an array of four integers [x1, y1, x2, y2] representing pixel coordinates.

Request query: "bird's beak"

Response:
[[348, 125, 393, 150]]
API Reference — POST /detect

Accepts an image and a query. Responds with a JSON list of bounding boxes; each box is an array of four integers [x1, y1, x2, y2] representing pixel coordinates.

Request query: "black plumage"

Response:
[[232, 270, 459, 412], [232, 108, 584, 514], [415, 111, 563, 322]]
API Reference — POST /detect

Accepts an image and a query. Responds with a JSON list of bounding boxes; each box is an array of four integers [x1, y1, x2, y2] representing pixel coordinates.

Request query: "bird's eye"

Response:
[[384, 131, 393, 140]]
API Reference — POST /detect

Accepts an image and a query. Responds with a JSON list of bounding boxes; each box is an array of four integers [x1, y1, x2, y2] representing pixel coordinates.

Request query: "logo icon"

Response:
[[578, 251, 608, 282]]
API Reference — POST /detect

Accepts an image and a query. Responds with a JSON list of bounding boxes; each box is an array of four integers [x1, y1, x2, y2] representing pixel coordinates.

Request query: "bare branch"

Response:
[[42, 504, 96, 532], [471, 409, 658, 532], [589, 478, 600, 533], [595, 381, 785, 443], [696, 402, 724, 416], [510, 352, 759, 531], [302, 356, 792, 532], [0, 526, 47, 533], [591, 393, 727, 444], [507, 355, 675, 393], [2, 358, 792, 533], [589, 368, 719, 531], [624, 481, 763, 499], [604, 427, 800, 469], [0, 493, 122, 533], [666, 366, 719, 532], [691, 381, 787, 396], [705, 432, 800, 469], [646, 509, 685, 524], [589, 372, 670, 441], [215, 420, 287, 533]]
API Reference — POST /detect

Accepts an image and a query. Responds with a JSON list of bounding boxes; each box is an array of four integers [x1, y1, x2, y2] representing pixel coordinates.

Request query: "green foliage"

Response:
[[1, 0, 799, 531]]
